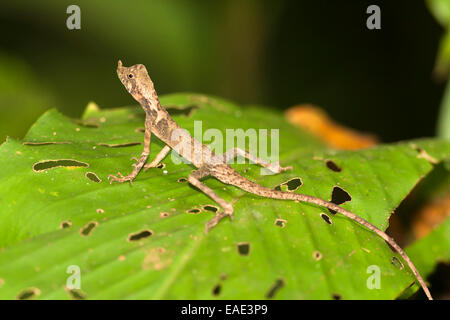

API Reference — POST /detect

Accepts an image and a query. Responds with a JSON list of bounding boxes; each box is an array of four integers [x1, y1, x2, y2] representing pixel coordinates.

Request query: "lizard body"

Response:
[[109, 61, 432, 300]]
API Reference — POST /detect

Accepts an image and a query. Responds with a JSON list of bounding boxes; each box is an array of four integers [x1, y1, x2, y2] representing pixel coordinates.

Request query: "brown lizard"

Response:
[[108, 60, 433, 300]]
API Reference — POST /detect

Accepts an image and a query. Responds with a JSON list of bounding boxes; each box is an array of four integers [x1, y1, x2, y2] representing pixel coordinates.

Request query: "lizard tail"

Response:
[[230, 174, 433, 300]]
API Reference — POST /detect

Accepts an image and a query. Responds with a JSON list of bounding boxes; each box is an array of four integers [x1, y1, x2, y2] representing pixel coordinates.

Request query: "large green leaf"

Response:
[[0, 94, 449, 299]]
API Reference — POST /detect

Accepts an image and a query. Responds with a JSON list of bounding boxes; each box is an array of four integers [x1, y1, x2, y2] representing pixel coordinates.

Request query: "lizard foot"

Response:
[[107, 172, 135, 185], [268, 163, 293, 174], [279, 165, 293, 172], [130, 157, 140, 168], [205, 207, 234, 233]]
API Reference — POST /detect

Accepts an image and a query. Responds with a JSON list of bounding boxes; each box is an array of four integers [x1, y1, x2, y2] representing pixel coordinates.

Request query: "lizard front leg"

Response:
[[143, 145, 171, 171], [223, 147, 292, 173], [188, 166, 234, 233], [108, 115, 152, 184]]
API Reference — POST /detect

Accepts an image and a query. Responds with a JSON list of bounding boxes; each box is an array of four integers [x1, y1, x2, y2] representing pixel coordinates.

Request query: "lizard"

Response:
[[108, 60, 433, 300]]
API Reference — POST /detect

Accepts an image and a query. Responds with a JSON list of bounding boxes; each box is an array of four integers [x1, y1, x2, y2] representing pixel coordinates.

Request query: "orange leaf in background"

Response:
[[412, 192, 450, 239], [285, 104, 378, 150]]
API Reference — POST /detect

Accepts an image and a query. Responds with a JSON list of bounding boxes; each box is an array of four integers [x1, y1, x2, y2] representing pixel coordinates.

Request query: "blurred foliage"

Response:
[[0, 1, 445, 143], [428, 0, 450, 138]]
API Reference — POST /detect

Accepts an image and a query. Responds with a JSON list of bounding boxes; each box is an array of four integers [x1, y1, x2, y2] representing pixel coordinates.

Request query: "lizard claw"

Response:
[[108, 172, 134, 185], [267, 163, 293, 174], [280, 165, 293, 172], [130, 157, 139, 168]]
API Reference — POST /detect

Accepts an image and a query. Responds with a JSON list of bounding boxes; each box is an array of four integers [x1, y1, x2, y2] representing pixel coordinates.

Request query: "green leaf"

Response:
[[400, 218, 450, 299], [0, 94, 449, 300]]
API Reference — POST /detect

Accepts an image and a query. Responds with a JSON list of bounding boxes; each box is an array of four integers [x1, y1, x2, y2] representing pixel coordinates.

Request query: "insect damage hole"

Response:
[[328, 186, 352, 215], [166, 104, 198, 117], [85, 171, 102, 183], [60, 220, 72, 229], [237, 242, 250, 256], [202, 205, 219, 213], [186, 208, 202, 214], [79, 221, 98, 236], [67, 288, 87, 300], [17, 287, 40, 300], [320, 213, 333, 225], [23, 141, 71, 146], [265, 278, 285, 299], [313, 250, 323, 261], [177, 177, 187, 183], [212, 284, 222, 296], [274, 218, 287, 228], [98, 142, 141, 148], [157, 162, 166, 169], [160, 212, 170, 218], [325, 160, 342, 172], [391, 256, 404, 270], [33, 159, 89, 172], [274, 177, 302, 192], [127, 229, 153, 242], [332, 293, 342, 300]]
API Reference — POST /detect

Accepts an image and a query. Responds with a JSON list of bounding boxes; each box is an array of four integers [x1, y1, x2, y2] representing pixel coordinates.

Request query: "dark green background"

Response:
[[0, 1, 444, 143]]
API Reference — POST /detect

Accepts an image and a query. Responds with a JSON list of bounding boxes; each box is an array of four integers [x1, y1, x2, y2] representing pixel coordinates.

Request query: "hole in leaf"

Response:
[[274, 218, 287, 228], [202, 205, 219, 213], [79, 221, 98, 236], [23, 141, 71, 146], [237, 242, 250, 256], [328, 186, 351, 214], [326, 160, 342, 172], [320, 213, 332, 225], [157, 162, 166, 169], [17, 287, 40, 300], [98, 142, 141, 148], [186, 208, 201, 214], [67, 288, 87, 300], [160, 212, 170, 218], [177, 177, 187, 183], [33, 159, 89, 172], [166, 105, 198, 117], [212, 284, 221, 296], [60, 220, 72, 229], [128, 229, 153, 241], [85, 172, 102, 183], [332, 293, 342, 300], [265, 278, 285, 299], [391, 256, 404, 270], [274, 177, 302, 192], [96, 208, 105, 214], [313, 250, 323, 261]]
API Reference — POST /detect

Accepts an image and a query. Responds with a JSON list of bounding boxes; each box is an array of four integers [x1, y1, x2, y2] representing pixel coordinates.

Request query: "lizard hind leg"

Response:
[[188, 167, 234, 233]]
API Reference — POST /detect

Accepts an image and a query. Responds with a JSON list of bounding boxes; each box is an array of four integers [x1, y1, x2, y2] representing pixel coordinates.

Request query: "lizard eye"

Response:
[[128, 73, 134, 79]]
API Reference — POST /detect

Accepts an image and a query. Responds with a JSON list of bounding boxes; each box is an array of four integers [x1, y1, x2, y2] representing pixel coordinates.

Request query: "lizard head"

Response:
[[116, 60, 154, 102]]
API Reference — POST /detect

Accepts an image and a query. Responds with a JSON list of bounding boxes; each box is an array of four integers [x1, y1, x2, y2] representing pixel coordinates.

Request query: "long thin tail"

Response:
[[232, 175, 433, 300]]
